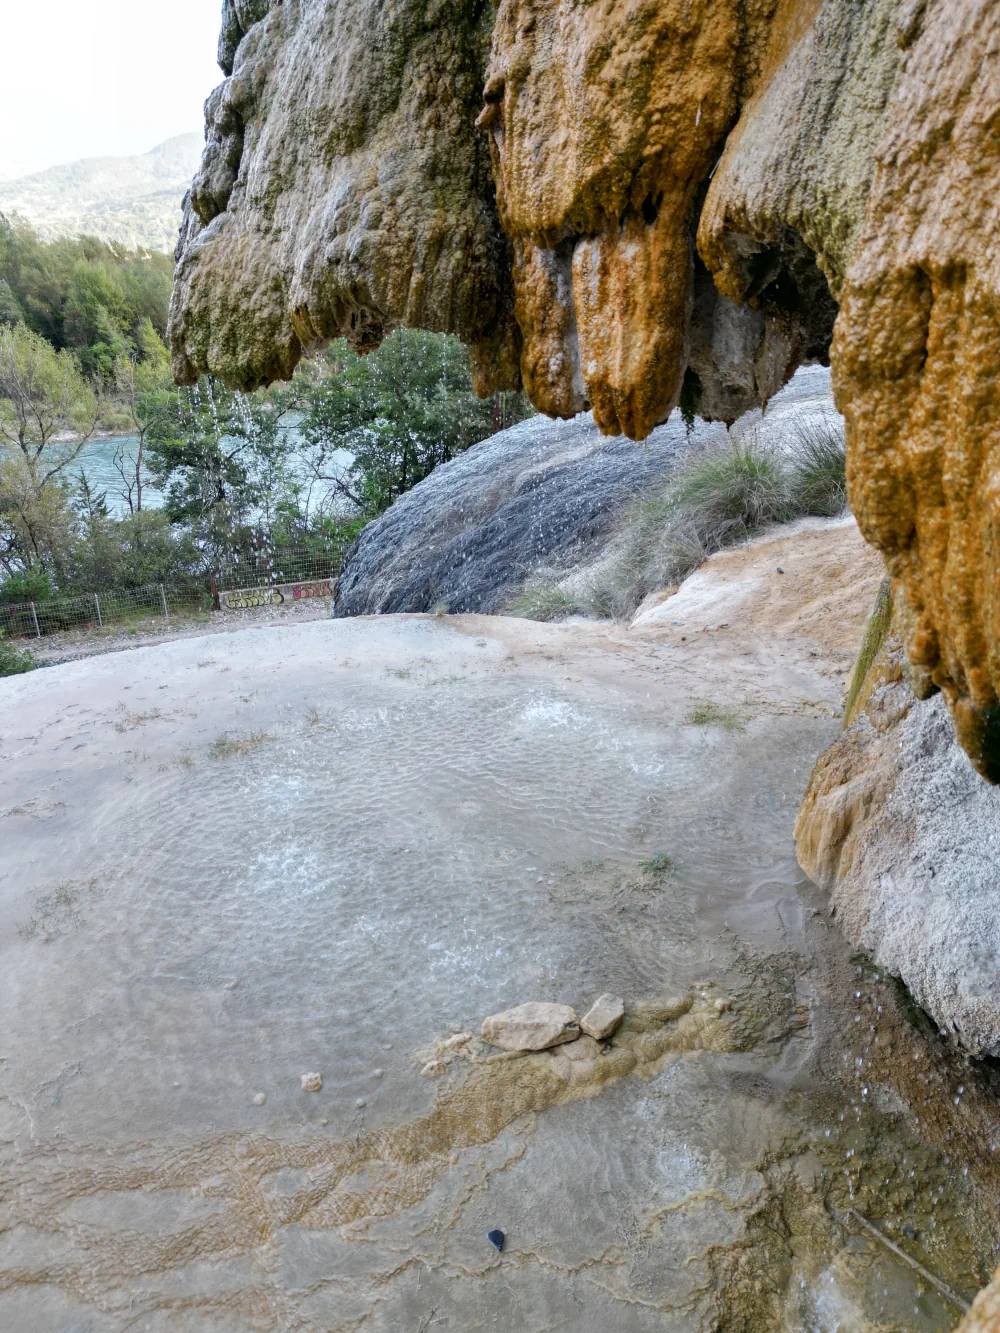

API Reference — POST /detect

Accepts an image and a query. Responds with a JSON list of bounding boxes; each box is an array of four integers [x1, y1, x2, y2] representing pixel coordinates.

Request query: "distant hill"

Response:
[[0, 135, 202, 253]]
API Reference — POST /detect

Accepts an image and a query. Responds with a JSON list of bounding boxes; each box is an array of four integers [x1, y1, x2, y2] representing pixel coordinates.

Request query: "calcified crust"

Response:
[[832, 0, 1000, 780], [480, 0, 806, 438], [168, 0, 520, 396], [172, 0, 1000, 773]]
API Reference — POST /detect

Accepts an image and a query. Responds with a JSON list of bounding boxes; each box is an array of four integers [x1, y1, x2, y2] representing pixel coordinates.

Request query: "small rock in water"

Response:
[[580, 994, 625, 1040], [487, 1228, 505, 1253], [301, 1072, 323, 1092], [355, 1098, 367, 1108], [481, 1002, 580, 1052], [714, 997, 732, 1013], [252, 1092, 267, 1106], [421, 1060, 448, 1078], [372, 1068, 385, 1079]]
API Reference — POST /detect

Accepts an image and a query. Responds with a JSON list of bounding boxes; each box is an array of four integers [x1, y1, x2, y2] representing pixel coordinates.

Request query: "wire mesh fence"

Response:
[[215, 543, 350, 592], [0, 585, 211, 641], [0, 544, 355, 642]]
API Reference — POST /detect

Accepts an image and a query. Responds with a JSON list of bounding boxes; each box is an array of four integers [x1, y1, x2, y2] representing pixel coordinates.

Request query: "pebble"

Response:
[[580, 994, 625, 1040], [301, 1072, 323, 1092], [356, 1098, 367, 1108], [372, 1068, 385, 1079], [487, 1229, 505, 1253], [481, 1001, 580, 1052], [252, 1092, 267, 1106], [714, 998, 732, 1013]]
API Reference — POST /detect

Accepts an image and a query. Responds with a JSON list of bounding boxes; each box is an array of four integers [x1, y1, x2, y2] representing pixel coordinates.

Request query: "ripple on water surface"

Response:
[[2, 660, 986, 1331]]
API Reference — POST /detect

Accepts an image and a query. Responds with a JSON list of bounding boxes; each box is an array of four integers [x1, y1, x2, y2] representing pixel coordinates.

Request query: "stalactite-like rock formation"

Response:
[[169, 0, 521, 397], [170, 0, 1000, 774], [478, 0, 803, 438]]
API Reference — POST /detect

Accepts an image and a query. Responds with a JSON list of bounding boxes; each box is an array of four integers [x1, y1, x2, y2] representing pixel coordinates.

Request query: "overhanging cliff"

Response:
[[169, 0, 1000, 778]]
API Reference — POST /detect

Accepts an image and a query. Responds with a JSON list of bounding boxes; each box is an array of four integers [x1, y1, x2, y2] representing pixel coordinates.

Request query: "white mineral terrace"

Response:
[[0, 566, 988, 1329]]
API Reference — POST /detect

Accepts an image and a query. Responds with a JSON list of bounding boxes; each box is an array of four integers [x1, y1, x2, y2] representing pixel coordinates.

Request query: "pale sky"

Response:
[[1, 1, 222, 178]]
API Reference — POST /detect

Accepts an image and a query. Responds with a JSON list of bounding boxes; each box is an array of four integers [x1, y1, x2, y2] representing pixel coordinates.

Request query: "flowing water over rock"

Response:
[[1, 602, 996, 1330]]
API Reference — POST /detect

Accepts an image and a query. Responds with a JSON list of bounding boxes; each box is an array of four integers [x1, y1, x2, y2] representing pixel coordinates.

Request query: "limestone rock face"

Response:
[[481, 1002, 580, 1052], [481, 0, 805, 438], [832, 0, 1000, 782], [333, 405, 713, 618], [169, 0, 519, 395], [795, 631, 1000, 1057]]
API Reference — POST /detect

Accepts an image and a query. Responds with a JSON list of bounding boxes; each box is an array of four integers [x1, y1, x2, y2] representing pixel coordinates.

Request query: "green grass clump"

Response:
[[0, 630, 34, 677], [639, 852, 674, 876], [210, 730, 276, 760], [670, 433, 793, 538], [786, 416, 848, 517], [507, 583, 582, 622], [583, 414, 850, 623], [687, 702, 745, 731]]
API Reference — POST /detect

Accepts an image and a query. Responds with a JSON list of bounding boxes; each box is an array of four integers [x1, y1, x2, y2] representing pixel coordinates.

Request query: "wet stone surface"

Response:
[[0, 614, 995, 1330]]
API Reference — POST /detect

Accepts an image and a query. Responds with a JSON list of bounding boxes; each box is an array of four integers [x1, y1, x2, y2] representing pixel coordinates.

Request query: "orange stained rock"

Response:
[[833, 0, 1000, 780], [481, 0, 781, 439]]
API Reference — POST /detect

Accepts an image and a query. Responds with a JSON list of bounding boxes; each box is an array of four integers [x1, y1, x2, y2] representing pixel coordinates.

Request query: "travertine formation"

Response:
[[170, 1, 1000, 770], [833, 1, 1000, 781], [796, 621, 1000, 1057], [170, 0, 519, 396], [958, 1267, 1000, 1333]]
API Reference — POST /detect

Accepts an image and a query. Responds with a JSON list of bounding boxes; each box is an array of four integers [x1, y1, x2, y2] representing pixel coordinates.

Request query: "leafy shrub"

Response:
[[0, 630, 34, 676], [0, 568, 54, 605]]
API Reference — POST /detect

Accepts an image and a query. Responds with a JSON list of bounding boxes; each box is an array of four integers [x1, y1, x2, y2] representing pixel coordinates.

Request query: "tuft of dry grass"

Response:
[[507, 584, 582, 623]]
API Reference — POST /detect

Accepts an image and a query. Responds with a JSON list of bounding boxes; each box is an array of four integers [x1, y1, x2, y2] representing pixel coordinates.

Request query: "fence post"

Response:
[[159, 584, 169, 620], [93, 593, 103, 629], [31, 602, 40, 638]]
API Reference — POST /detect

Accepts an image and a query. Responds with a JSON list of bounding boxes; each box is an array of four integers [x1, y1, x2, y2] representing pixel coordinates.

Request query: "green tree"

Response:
[[110, 320, 174, 513], [0, 215, 173, 380], [0, 324, 100, 572], [145, 376, 295, 558], [297, 330, 532, 518]]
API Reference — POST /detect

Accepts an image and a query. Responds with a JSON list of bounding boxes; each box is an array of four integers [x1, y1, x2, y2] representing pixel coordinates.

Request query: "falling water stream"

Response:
[[0, 614, 996, 1330]]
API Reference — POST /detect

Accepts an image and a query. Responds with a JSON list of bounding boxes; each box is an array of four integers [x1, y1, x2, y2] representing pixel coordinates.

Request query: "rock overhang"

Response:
[[169, 0, 1000, 778]]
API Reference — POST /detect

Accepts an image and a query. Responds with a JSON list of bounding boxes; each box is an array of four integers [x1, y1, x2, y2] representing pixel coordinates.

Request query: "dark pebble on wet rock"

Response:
[[488, 1229, 505, 1253]]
